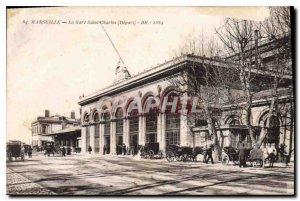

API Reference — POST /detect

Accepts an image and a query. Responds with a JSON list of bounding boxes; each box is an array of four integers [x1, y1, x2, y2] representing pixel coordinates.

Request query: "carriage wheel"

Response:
[[166, 151, 175, 162], [149, 150, 154, 159], [175, 154, 182, 162], [221, 155, 229, 165]]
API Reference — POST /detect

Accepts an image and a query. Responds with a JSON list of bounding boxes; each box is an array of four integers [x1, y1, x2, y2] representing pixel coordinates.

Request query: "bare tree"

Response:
[[256, 7, 292, 147], [169, 37, 238, 160], [216, 7, 292, 148], [216, 18, 260, 145]]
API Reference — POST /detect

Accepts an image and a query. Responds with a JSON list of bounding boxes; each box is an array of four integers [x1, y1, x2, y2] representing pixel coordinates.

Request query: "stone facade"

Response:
[[78, 53, 294, 157]]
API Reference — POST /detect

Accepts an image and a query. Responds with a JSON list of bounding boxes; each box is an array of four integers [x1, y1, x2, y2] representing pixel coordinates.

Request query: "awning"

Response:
[[42, 126, 81, 136]]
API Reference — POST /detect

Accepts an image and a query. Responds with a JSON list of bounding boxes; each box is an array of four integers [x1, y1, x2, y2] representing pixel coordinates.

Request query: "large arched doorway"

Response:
[[103, 111, 111, 154], [226, 115, 243, 148], [127, 101, 139, 154], [164, 92, 181, 147], [83, 113, 90, 152], [264, 115, 281, 147], [146, 111, 157, 143], [144, 97, 159, 144], [115, 108, 124, 155], [93, 112, 100, 153]]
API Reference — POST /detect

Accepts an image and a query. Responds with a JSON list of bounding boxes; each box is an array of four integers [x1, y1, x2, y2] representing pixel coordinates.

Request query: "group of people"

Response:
[[238, 143, 278, 168], [203, 143, 283, 168]]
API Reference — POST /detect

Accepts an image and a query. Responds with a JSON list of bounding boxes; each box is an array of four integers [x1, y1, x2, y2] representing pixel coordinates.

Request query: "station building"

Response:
[[31, 110, 81, 150], [78, 37, 294, 156]]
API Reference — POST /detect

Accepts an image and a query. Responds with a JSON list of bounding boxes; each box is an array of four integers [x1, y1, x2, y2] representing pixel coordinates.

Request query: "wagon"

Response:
[[6, 141, 25, 162], [221, 146, 258, 166], [166, 145, 204, 162], [140, 142, 163, 159], [44, 141, 62, 156]]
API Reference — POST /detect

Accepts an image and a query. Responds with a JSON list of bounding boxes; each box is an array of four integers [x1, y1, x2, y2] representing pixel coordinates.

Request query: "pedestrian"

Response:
[[88, 145, 92, 154], [279, 144, 286, 163], [269, 149, 276, 168], [206, 145, 214, 164], [62, 147, 66, 157], [122, 144, 126, 155], [20, 145, 25, 161], [238, 143, 246, 168], [203, 145, 208, 163], [103, 145, 106, 155], [28, 146, 33, 158]]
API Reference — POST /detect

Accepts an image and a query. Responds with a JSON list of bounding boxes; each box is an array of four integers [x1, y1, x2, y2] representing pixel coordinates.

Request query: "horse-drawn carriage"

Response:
[[221, 146, 282, 167], [6, 141, 25, 162], [166, 145, 204, 162], [221, 146, 253, 165], [43, 141, 63, 156], [140, 142, 163, 159]]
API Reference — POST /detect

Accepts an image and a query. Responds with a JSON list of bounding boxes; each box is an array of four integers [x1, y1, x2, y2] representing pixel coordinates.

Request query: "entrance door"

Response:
[[130, 134, 138, 154], [104, 136, 110, 154], [116, 135, 123, 155]]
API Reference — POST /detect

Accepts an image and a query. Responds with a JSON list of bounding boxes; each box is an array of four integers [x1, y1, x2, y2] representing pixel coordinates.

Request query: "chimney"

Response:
[[45, 110, 50, 117], [71, 111, 75, 119]]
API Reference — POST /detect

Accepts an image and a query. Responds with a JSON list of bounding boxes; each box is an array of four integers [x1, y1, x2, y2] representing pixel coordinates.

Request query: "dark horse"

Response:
[[167, 145, 205, 162]]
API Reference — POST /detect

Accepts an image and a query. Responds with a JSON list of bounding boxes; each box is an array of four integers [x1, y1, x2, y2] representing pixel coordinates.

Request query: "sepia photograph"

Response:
[[6, 6, 294, 195]]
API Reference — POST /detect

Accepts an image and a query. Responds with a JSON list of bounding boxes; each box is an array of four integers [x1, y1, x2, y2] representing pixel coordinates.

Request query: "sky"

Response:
[[7, 7, 270, 143]]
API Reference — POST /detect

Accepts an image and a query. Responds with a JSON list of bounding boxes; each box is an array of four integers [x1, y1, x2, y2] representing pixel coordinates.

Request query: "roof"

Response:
[[222, 33, 290, 60], [78, 53, 293, 106], [43, 126, 81, 136], [32, 115, 80, 125], [78, 54, 247, 105]]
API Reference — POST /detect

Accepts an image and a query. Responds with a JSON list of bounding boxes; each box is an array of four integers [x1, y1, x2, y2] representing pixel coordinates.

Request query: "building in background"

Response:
[[31, 110, 81, 150]]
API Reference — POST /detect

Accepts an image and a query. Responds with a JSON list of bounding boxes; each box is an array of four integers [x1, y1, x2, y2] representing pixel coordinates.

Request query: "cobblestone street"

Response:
[[6, 154, 294, 195]]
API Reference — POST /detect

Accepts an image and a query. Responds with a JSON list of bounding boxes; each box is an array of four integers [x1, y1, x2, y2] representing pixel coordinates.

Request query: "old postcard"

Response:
[[6, 6, 294, 195]]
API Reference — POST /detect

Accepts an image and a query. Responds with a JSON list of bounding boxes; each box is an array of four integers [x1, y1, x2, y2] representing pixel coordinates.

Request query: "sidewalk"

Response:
[[6, 168, 55, 195]]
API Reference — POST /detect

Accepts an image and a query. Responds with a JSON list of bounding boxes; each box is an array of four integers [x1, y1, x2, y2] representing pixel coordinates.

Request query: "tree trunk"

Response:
[[203, 102, 220, 161], [242, 74, 256, 145]]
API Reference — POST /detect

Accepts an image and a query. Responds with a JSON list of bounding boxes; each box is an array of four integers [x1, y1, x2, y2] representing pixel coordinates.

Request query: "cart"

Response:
[[140, 142, 163, 159], [6, 141, 25, 162], [166, 145, 204, 162], [221, 146, 254, 166]]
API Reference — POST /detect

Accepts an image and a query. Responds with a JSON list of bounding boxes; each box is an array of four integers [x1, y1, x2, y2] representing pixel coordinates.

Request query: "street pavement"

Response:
[[6, 153, 294, 195]]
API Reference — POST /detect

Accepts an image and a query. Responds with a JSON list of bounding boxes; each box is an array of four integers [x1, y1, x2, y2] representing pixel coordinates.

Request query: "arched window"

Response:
[[83, 113, 89, 123], [93, 112, 100, 123], [225, 115, 241, 125]]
